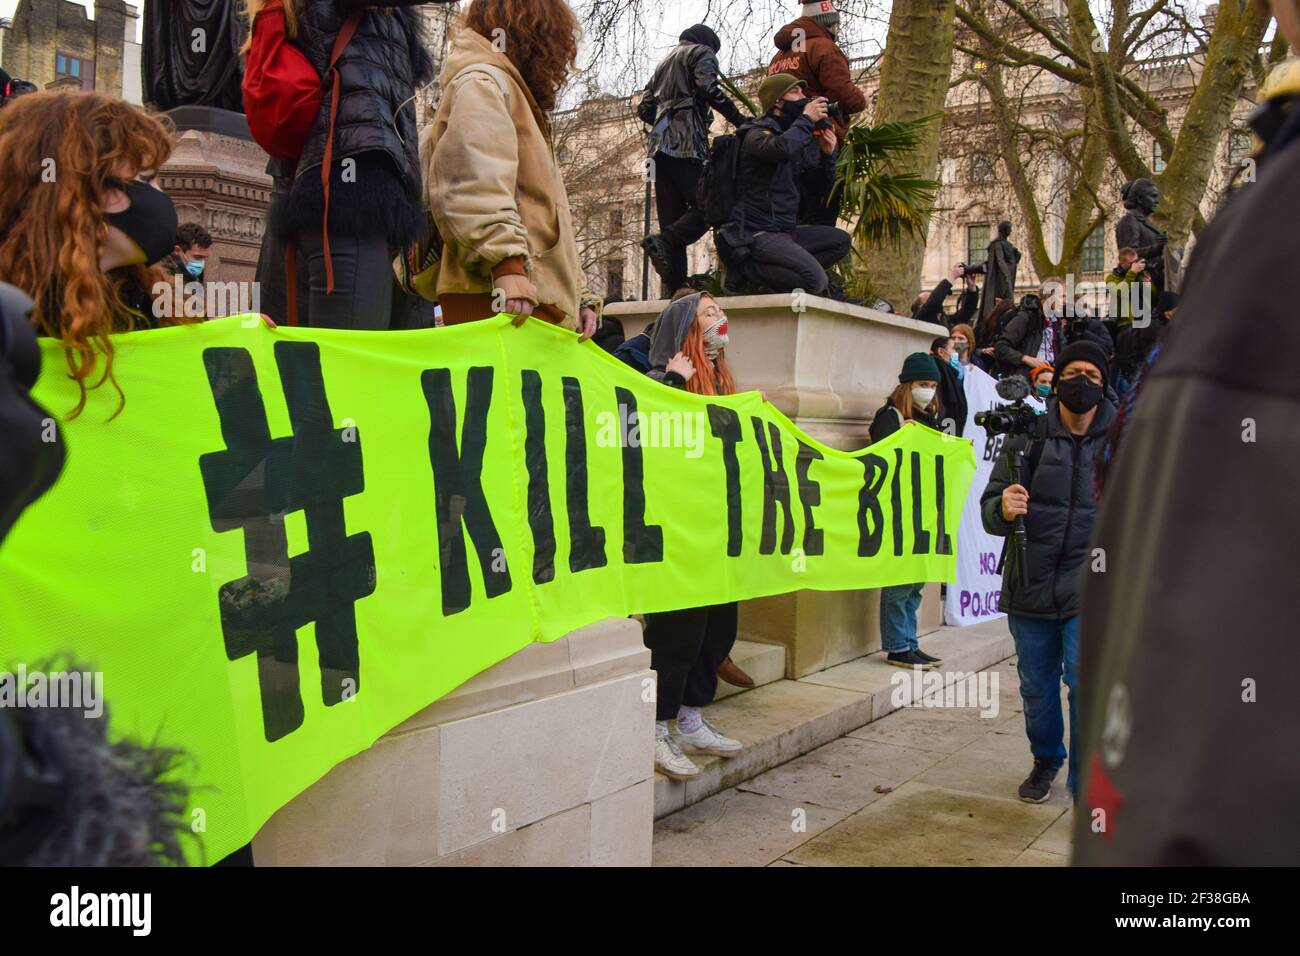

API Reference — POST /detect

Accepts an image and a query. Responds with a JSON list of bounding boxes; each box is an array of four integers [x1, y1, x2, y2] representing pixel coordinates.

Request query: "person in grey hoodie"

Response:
[[640, 292, 747, 781]]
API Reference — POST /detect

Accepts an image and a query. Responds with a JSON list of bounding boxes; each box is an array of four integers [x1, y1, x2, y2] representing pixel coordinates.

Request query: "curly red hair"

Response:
[[0, 91, 180, 417], [462, 0, 580, 112]]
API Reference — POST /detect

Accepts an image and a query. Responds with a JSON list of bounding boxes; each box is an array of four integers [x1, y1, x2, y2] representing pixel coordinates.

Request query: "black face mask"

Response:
[[1057, 376, 1103, 414], [780, 98, 808, 126], [105, 179, 178, 266]]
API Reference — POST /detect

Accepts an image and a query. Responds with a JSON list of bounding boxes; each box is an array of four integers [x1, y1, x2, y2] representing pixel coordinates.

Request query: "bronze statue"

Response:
[[1116, 178, 1168, 292], [978, 220, 1021, 320], [143, 0, 248, 112]]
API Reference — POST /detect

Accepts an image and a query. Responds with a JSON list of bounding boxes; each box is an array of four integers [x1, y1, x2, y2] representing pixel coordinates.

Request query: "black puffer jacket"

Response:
[[994, 302, 1066, 378], [638, 36, 744, 162], [980, 398, 1116, 619], [286, 0, 435, 247], [733, 115, 834, 234]]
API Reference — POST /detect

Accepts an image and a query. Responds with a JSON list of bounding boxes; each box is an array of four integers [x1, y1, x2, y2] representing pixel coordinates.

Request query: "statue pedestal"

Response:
[[605, 294, 950, 676], [157, 107, 271, 300]]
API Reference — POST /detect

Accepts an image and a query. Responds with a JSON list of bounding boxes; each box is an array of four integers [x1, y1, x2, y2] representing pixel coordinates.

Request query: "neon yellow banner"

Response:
[[0, 315, 975, 863]]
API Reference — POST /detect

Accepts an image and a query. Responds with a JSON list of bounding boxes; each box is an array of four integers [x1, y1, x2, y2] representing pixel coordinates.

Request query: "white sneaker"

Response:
[[675, 718, 742, 757], [655, 731, 700, 780]]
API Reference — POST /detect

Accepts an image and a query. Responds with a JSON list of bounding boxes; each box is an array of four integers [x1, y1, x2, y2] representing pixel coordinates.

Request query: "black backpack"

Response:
[[696, 122, 754, 230]]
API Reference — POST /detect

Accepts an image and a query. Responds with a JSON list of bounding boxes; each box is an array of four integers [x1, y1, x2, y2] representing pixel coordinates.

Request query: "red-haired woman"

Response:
[[423, 0, 599, 337], [0, 91, 185, 416], [640, 291, 741, 780]]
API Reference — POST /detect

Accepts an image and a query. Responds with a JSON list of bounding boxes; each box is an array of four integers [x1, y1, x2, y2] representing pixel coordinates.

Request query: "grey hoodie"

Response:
[[645, 293, 705, 387]]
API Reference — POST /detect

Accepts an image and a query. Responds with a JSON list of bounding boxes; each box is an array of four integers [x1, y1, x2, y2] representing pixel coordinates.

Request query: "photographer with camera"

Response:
[[980, 339, 1116, 804], [767, 2, 866, 226], [911, 262, 981, 328], [726, 74, 851, 298]]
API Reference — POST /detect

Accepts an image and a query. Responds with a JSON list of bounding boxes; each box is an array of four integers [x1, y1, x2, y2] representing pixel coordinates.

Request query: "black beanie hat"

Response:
[[1052, 340, 1110, 389], [680, 24, 722, 53], [899, 352, 941, 384]]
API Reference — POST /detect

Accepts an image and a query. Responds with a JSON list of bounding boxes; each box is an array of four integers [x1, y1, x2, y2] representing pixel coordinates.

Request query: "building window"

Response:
[[608, 208, 624, 236], [606, 260, 624, 299], [1081, 225, 1106, 273], [1152, 140, 1167, 173], [970, 152, 996, 185], [966, 224, 990, 269], [1228, 130, 1252, 165], [55, 51, 92, 90]]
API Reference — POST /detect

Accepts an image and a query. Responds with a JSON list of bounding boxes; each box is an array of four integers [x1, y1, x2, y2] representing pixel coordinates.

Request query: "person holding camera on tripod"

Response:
[[980, 339, 1116, 804]]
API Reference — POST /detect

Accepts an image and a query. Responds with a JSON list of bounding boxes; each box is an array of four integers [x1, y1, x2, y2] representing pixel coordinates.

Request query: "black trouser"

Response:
[[254, 172, 311, 327], [643, 601, 738, 721], [293, 227, 394, 330], [653, 152, 708, 293], [746, 225, 852, 295]]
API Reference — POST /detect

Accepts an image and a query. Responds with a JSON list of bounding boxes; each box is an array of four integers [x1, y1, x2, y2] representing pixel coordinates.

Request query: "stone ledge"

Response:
[[653, 618, 1014, 819]]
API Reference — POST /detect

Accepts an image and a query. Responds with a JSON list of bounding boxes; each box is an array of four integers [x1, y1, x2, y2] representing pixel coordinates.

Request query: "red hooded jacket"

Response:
[[768, 17, 868, 138]]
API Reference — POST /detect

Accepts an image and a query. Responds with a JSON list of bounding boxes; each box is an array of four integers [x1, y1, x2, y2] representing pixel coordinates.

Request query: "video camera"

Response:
[[957, 261, 986, 278], [974, 375, 1042, 438]]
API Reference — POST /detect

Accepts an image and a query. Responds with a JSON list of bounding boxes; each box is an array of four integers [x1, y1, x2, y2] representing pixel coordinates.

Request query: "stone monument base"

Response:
[[157, 107, 272, 300]]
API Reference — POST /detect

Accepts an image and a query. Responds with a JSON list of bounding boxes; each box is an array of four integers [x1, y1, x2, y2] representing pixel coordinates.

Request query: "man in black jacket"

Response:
[[724, 73, 851, 297], [981, 340, 1116, 805], [911, 262, 980, 328], [639, 24, 746, 295], [994, 289, 1060, 380], [1073, 0, 1300, 865]]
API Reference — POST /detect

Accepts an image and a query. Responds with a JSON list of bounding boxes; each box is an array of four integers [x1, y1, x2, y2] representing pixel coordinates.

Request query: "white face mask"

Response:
[[911, 385, 936, 408], [702, 315, 729, 360]]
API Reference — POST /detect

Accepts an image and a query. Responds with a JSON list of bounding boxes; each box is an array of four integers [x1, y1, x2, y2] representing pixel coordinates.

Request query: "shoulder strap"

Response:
[[318, 13, 363, 297]]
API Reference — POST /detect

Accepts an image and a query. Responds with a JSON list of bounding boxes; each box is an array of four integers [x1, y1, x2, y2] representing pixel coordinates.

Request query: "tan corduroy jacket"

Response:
[[422, 28, 591, 329]]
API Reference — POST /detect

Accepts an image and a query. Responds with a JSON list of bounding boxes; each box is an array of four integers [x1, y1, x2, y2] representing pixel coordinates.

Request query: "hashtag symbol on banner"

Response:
[[199, 342, 376, 742]]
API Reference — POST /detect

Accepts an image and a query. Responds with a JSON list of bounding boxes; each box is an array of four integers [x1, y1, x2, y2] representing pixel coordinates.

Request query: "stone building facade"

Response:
[[1, 0, 141, 103]]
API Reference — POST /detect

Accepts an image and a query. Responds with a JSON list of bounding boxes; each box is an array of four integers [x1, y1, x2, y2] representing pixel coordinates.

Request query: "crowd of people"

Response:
[[2, 0, 1299, 865]]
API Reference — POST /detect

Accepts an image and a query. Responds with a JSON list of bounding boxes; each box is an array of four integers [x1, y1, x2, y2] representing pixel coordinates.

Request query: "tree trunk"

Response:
[[861, 0, 956, 310]]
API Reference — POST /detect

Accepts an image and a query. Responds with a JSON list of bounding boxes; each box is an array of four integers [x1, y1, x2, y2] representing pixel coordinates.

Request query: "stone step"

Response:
[[712, 639, 787, 702], [654, 618, 1015, 818]]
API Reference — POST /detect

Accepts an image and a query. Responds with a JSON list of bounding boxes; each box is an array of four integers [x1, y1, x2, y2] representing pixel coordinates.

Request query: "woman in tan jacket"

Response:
[[424, 0, 598, 338]]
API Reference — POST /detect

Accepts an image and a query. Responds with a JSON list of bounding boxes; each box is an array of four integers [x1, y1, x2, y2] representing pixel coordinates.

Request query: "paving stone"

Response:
[[785, 782, 1060, 867], [847, 701, 1000, 754], [653, 788, 847, 867], [1012, 847, 1070, 867], [915, 728, 1075, 810], [738, 736, 944, 813]]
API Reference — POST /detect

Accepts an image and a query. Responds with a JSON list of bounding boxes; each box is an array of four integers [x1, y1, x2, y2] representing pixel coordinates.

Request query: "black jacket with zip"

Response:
[[638, 41, 744, 162], [980, 397, 1116, 619], [285, 1, 436, 248], [732, 114, 834, 234]]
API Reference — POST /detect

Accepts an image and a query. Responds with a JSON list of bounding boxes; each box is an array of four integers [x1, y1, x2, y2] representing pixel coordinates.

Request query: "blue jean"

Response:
[[1007, 614, 1079, 795], [880, 583, 925, 653]]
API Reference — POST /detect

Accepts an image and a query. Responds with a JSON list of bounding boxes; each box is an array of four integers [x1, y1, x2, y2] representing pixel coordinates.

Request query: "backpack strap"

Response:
[[319, 13, 362, 296]]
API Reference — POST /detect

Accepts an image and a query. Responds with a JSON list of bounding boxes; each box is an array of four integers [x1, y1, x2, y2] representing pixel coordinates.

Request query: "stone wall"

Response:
[[252, 618, 655, 866], [1, 0, 132, 96]]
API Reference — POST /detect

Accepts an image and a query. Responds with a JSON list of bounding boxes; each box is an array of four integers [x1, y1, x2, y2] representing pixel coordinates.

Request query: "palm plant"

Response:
[[833, 115, 940, 251]]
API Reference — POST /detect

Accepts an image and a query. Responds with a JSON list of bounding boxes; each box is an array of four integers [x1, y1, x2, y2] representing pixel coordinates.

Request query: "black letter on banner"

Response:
[[562, 377, 607, 572], [795, 441, 824, 556], [614, 387, 664, 564], [751, 417, 794, 555], [521, 370, 556, 583], [856, 453, 888, 556], [422, 366, 511, 615], [910, 450, 930, 554], [707, 404, 744, 557], [934, 455, 952, 555], [890, 447, 904, 556], [199, 343, 375, 743]]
